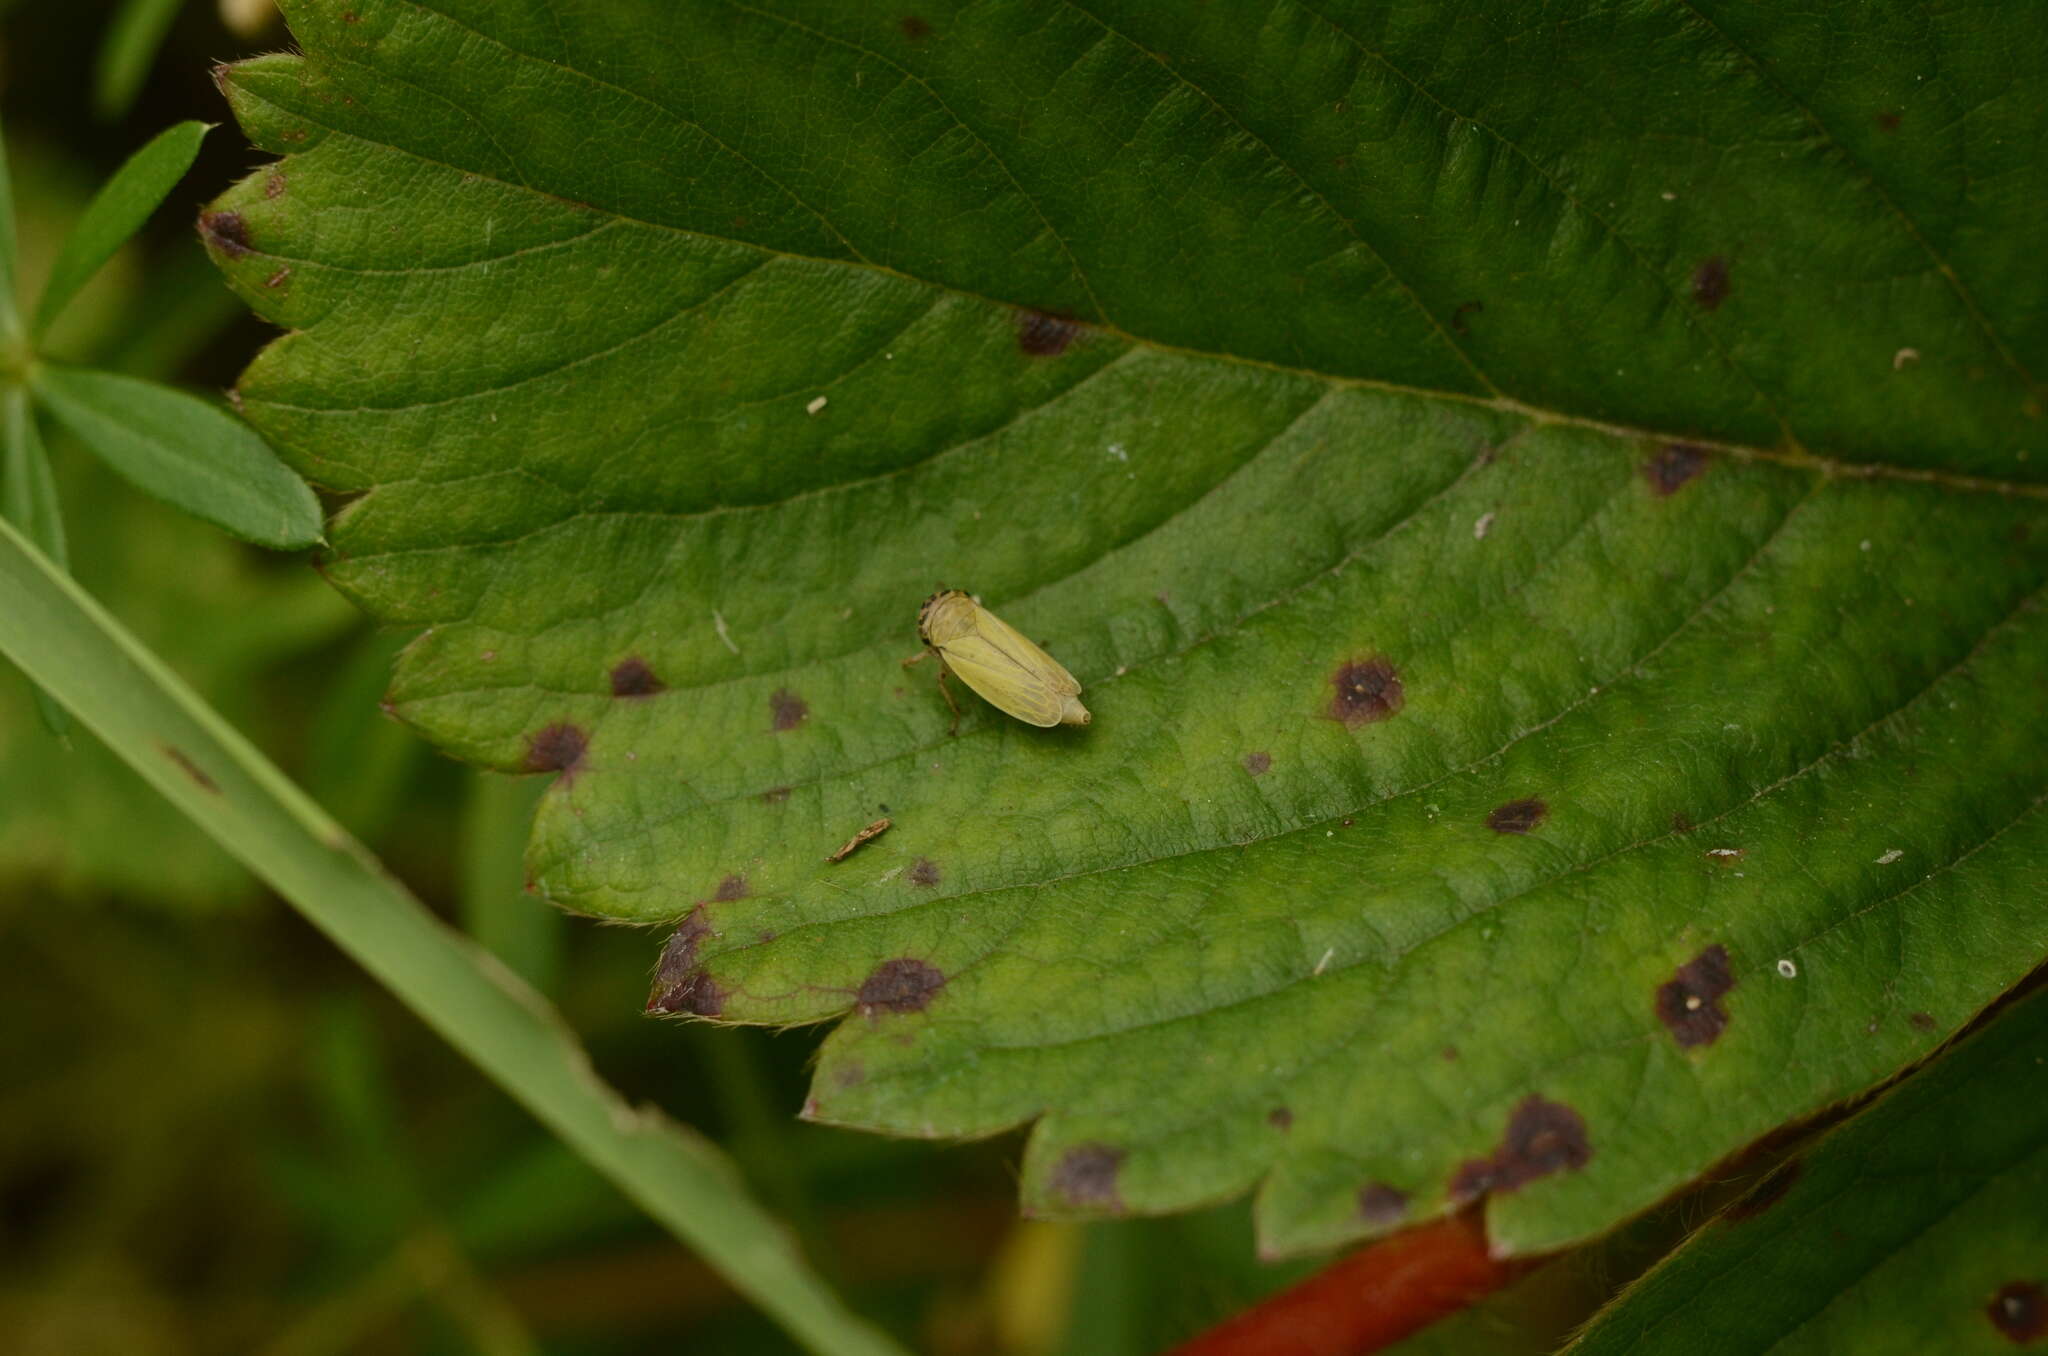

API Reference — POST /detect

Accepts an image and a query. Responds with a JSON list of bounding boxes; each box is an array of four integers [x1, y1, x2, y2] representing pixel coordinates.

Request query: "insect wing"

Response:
[[965, 604, 1081, 695], [937, 626, 1067, 727]]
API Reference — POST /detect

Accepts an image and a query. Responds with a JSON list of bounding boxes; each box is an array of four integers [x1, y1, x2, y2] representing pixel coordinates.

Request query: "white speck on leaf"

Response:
[[1107, 442, 1127, 462], [713, 610, 740, 655], [1776, 958, 1798, 979], [1661, 190, 1677, 200], [877, 865, 904, 884], [1707, 847, 1742, 858], [806, 395, 828, 415], [1876, 849, 1903, 865], [1893, 347, 1919, 370], [1313, 948, 1334, 976], [1473, 511, 1496, 540]]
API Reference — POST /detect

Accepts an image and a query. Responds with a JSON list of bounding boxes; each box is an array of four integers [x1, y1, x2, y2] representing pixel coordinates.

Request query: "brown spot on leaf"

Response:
[[1989, 1282, 2047, 1343], [899, 15, 932, 40], [524, 722, 588, 776], [1244, 751, 1273, 777], [1644, 443, 1710, 495], [1448, 1096, 1592, 1202], [1724, 1158, 1802, 1221], [1357, 1182, 1410, 1227], [646, 907, 724, 1015], [264, 170, 285, 199], [609, 656, 665, 697], [1656, 944, 1735, 1048], [160, 744, 220, 794], [857, 958, 946, 1014], [198, 210, 252, 258], [1876, 110, 1901, 132], [1671, 812, 1695, 833], [907, 858, 942, 887], [761, 786, 792, 804], [1329, 657, 1403, 727], [770, 688, 808, 731], [713, 874, 749, 901], [1909, 1010, 1938, 1032], [1049, 1144, 1124, 1210], [1267, 1107, 1293, 1130], [1487, 798, 1547, 834], [1691, 256, 1731, 309], [1017, 309, 1084, 356], [1450, 299, 1484, 334]]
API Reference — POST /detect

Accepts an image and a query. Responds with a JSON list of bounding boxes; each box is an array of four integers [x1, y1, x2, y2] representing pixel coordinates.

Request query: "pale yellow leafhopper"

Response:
[[906, 589, 1090, 731]]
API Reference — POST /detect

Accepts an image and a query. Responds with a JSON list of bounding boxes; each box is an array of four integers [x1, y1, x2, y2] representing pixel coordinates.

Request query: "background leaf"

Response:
[[1564, 987, 2048, 1355], [203, 0, 2048, 1260], [33, 363, 320, 547], [31, 118, 206, 339]]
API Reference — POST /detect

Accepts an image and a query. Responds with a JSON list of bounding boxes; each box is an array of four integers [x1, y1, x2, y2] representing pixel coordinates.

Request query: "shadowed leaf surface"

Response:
[[204, 0, 2048, 1256], [1565, 987, 2048, 1355]]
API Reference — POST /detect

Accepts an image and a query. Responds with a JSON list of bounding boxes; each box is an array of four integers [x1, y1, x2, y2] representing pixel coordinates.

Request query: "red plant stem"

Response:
[[1164, 1211, 1526, 1356]]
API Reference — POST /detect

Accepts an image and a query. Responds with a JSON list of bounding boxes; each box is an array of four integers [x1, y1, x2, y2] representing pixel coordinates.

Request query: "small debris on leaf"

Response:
[[827, 817, 892, 863]]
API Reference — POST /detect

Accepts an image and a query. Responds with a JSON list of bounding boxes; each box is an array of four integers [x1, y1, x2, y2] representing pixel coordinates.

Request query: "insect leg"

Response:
[[935, 668, 962, 736]]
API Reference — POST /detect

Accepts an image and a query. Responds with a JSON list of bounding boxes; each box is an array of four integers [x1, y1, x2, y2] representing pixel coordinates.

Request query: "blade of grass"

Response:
[[2, 388, 70, 735], [33, 119, 207, 340], [0, 514, 909, 1356], [459, 772, 559, 994], [93, 0, 188, 122], [33, 363, 321, 548]]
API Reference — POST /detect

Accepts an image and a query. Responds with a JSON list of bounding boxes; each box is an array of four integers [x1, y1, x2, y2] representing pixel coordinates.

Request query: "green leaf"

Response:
[[204, 0, 2048, 1260], [93, 0, 188, 122], [32, 119, 207, 341], [1, 389, 68, 733], [1566, 989, 2048, 1354], [0, 512, 907, 1356], [33, 364, 321, 548]]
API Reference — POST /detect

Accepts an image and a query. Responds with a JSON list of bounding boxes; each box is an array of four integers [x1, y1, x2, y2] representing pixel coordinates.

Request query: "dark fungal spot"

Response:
[[857, 957, 946, 1014], [1656, 944, 1736, 1048], [770, 688, 808, 731], [160, 744, 220, 794], [1487, 798, 1547, 834], [1644, 443, 1711, 495], [1989, 1282, 2047, 1343], [713, 874, 749, 902], [1017, 309, 1084, 356], [907, 857, 942, 887], [1724, 1158, 1802, 1222], [1877, 110, 1902, 132], [1244, 751, 1273, 777], [761, 786, 792, 805], [264, 169, 285, 199], [1448, 1095, 1592, 1202], [899, 14, 931, 40], [1329, 657, 1403, 728], [1267, 1107, 1293, 1130], [1909, 1010, 1938, 1032], [524, 722, 588, 776], [1691, 255, 1731, 310], [1450, 299, 1485, 334], [1048, 1144, 1125, 1210], [197, 210, 252, 258], [646, 907, 723, 1015], [1671, 812, 1696, 834], [1357, 1182, 1410, 1227], [609, 656, 665, 697]]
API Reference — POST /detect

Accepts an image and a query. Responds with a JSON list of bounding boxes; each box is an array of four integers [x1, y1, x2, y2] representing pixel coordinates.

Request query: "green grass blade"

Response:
[[2, 387, 69, 735], [93, 0, 187, 122], [0, 514, 909, 1356], [33, 364, 320, 548], [32, 119, 206, 340]]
